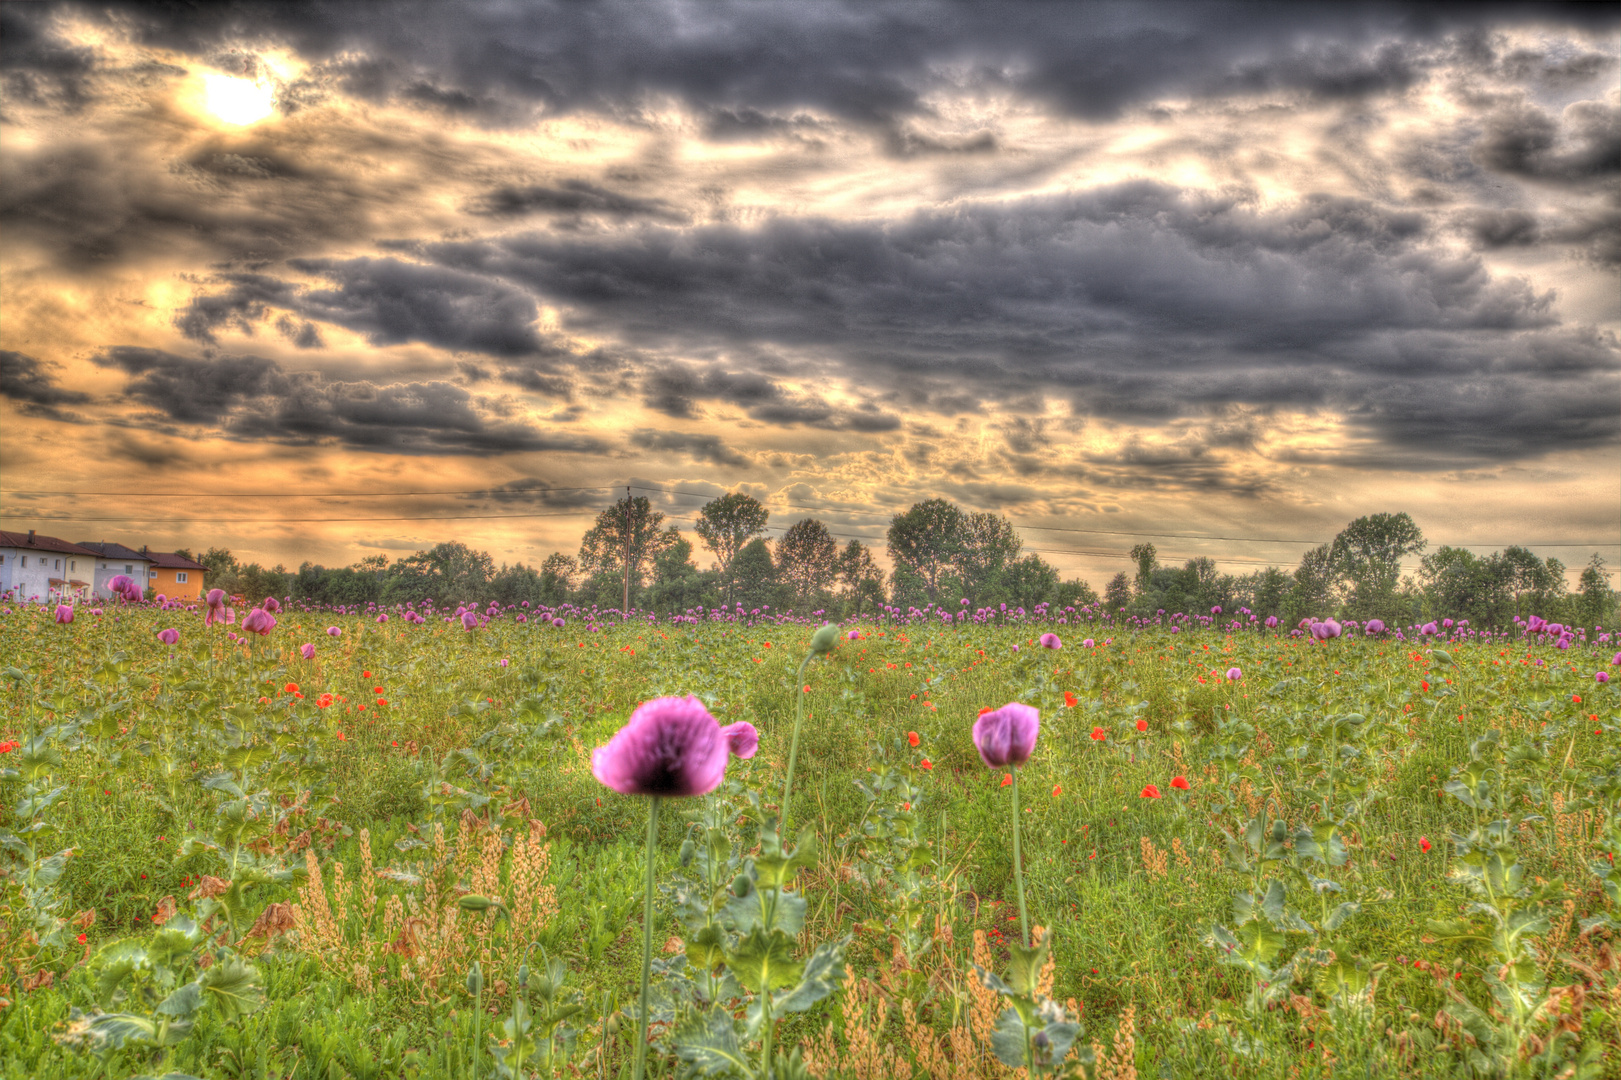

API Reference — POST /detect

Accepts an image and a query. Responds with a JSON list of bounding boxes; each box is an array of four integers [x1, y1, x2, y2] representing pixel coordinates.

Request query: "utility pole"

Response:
[[622, 485, 632, 614]]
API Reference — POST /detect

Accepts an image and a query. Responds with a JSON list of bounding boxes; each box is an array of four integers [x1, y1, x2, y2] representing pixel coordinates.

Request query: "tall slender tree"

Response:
[[694, 492, 769, 605], [886, 498, 965, 605], [579, 495, 675, 611], [775, 518, 838, 604]]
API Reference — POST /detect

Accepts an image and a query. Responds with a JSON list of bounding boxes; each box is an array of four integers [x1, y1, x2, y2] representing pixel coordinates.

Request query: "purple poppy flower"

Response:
[[1364, 619, 1385, 634], [1038, 633, 1062, 650], [262, 597, 281, 614], [720, 721, 759, 759], [847, 629, 860, 640], [592, 696, 728, 797], [553, 617, 566, 628], [157, 627, 179, 646], [54, 604, 73, 624], [1265, 615, 1279, 628], [241, 609, 275, 636], [972, 702, 1040, 769], [1211, 606, 1221, 615], [326, 626, 342, 637], [1598, 671, 1610, 684], [300, 643, 316, 660], [461, 611, 478, 630], [1083, 638, 1095, 648], [1226, 667, 1242, 681]]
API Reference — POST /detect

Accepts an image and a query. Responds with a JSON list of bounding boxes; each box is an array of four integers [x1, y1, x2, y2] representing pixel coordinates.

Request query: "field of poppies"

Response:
[[0, 596, 1617, 1079]]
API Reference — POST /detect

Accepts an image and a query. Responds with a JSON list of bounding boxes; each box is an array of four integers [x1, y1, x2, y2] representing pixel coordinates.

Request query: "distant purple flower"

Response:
[[300, 643, 316, 660], [327, 626, 341, 637], [720, 721, 759, 759], [591, 696, 728, 797], [1211, 606, 1221, 615], [499, 658, 509, 668], [1527, 615, 1547, 633], [972, 703, 1040, 769], [847, 629, 860, 640], [461, 611, 478, 630], [1613, 652, 1621, 666], [1265, 616, 1278, 628], [1364, 619, 1386, 634], [1226, 667, 1242, 681], [553, 617, 566, 628], [54, 604, 73, 625], [1038, 633, 1062, 650], [1083, 638, 1095, 648], [157, 627, 179, 646], [262, 597, 281, 613], [1598, 671, 1610, 684]]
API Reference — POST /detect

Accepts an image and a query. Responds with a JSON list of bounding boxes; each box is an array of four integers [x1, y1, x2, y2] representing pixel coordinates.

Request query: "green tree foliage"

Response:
[[1331, 512, 1426, 620], [1287, 544, 1338, 624], [694, 493, 769, 604], [1104, 571, 1132, 612], [646, 529, 714, 614], [955, 512, 1022, 604], [1129, 543, 1158, 594], [538, 553, 578, 605], [578, 496, 677, 610], [730, 537, 782, 611], [1419, 548, 1517, 627], [774, 519, 838, 607], [390, 542, 496, 607], [886, 499, 965, 606], [997, 553, 1060, 611], [834, 540, 886, 616], [1577, 554, 1615, 627]]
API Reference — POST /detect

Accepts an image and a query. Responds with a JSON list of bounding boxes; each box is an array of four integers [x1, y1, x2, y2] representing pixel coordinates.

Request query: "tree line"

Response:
[[184, 500, 1615, 629]]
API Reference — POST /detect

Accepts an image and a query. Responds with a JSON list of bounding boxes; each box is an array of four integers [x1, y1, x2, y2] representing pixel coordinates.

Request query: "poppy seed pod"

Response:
[[808, 623, 840, 655]]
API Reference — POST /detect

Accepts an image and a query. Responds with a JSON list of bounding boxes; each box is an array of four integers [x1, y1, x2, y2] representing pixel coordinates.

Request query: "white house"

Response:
[[0, 530, 97, 604], [78, 541, 154, 600]]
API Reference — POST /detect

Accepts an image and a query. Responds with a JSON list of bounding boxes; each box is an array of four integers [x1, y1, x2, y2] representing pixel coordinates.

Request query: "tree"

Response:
[[1238, 566, 1293, 621], [730, 537, 782, 611], [695, 493, 769, 605], [1501, 546, 1564, 618], [1330, 512, 1426, 620], [835, 540, 886, 616], [579, 495, 677, 611], [538, 553, 578, 603], [887, 499, 965, 606], [1052, 577, 1100, 610], [1129, 543, 1158, 596], [955, 511, 1022, 604], [997, 553, 1059, 610], [1420, 547, 1515, 627], [1104, 571, 1132, 611], [647, 528, 714, 613], [1287, 544, 1337, 622], [393, 542, 496, 606], [775, 519, 838, 606], [1578, 554, 1615, 627]]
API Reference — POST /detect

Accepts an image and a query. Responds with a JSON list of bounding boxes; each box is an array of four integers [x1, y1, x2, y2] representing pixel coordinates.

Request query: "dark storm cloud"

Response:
[[0, 350, 92, 421], [1474, 99, 1621, 185], [90, 346, 602, 455], [465, 180, 686, 222], [16, 2, 1615, 129], [400, 180, 1614, 460], [629, 430, 750, 469]]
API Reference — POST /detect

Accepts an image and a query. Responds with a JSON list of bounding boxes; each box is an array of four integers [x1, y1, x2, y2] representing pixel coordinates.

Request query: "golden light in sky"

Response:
[[201, 73, 275, 126]]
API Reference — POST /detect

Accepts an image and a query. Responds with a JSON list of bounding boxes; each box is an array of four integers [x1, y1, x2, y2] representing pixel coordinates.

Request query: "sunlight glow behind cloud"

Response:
[[201, 73, 275, 126]]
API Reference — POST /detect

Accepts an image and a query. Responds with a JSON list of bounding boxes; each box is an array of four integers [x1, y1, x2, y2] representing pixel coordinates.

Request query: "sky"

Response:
[[2, 1, 1617, 587]]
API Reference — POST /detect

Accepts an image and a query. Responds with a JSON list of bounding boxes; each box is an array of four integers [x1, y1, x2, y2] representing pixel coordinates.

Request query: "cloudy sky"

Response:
[[2, 1, 1617, 585]]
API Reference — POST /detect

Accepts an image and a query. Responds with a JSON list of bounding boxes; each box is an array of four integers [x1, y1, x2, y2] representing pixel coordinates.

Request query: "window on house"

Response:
[[70, 560, 76, 571], [176, 572, 188, 583], [19, 557, 26, 567], [125, 564, 133, 574], [149, 570, 158, 578], [55, 559, 61, 570]]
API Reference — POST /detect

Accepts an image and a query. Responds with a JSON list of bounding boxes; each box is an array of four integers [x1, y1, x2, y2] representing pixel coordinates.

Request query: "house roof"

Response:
[[0, 530, 99, 557], [148, 551, 207, 571], [77, 541, 152, 563]]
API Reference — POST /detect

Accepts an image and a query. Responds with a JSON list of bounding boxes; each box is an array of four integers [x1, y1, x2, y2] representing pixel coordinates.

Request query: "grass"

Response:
[[0, 605, 1615, 1078]]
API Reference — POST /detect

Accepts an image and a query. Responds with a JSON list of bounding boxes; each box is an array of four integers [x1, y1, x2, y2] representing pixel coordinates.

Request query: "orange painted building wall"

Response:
[[150, 566, 205, 601]]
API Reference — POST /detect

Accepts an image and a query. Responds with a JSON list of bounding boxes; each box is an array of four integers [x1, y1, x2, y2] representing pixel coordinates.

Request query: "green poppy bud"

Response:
[[678, 838, 696, 867], [808, 623, 840, 655], [732, 873, 753, 898], [466, 961, 483, 996]]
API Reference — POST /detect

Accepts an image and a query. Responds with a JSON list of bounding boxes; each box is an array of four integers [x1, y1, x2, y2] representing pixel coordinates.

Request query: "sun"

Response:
[[201, 73, 275, 126]]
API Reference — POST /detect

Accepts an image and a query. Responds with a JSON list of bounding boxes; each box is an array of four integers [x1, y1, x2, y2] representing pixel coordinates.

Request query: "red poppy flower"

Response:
[[1421, 680, 1429, 691], [336, 731, 347, 742], [1419, 836, 1431, 853], [907, 731, 920, 747], [978, 705, 993, 716], [1051, 785, 1062, 797], [1135, 719, 1148, 733], [1000, 773, 1012, 787], [920, 759, 933, 770], [77, 933, 87, 945], [373, 686, 384, 694], [1140, 784, 1162, 799], [284, 682, 299, 694], [1090, 727, 1106, 741], [1171, 776, 1190, 790], [1064, 691, 1078, 708], [362, 670, 371, 678]]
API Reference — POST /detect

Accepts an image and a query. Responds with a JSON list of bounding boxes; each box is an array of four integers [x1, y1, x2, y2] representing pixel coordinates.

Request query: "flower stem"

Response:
[[1011, 766, 1029, 947], [781, 652, 813, 831], [633, 796, 660, 1080]]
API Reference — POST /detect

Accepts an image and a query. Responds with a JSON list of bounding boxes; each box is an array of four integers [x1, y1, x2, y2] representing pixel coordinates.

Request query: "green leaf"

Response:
[[684, 924, 726, 971], [199, 957, 264, 1019], [990, 1008, 1033, 1068], [772, 939, 847, 1014], [671, 1007, 749, 1077], [1324, 902, 1361, 932], [726, 928, 801, 994], [1005, 934, 1051, 998], [156, 982, 203, 1019]]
